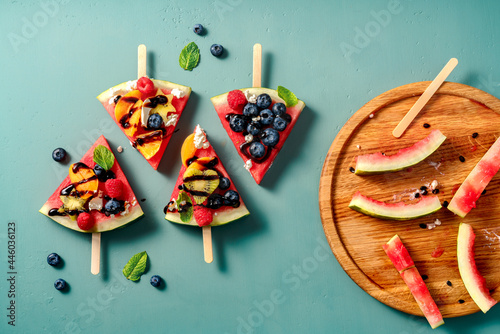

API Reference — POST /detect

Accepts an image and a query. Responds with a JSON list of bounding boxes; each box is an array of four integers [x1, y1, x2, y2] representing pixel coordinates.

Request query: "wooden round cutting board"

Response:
[[319, 81, 500, 318]]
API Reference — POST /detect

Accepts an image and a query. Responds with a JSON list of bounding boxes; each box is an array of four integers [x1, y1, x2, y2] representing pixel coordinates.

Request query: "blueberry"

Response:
[[223, 190, 240, 206], [94, 164, 107, 182], [249, 142, 266, 159], [147, 114, 163, 130], [261, 128, 280, 147], [47, 253, 61, 266], [54, 279, 67, 291], [256, 94, 272, 109], [52, 148, 67, 162], [207, 193, 223, 210], [219, 177, 231, 190], [104, 199, 122, 215], [210, 44, 224, 57], [150, 275, 162, 287], [106, 169, 116, 180], [247, 122, 261, 136], [272, 103, 286, 116], [193, 24, 204, 35], [273, 116, 288, 132], [229, 115, 247, 132], [243, 103, 259, 117], [259, 109, 274, 125]]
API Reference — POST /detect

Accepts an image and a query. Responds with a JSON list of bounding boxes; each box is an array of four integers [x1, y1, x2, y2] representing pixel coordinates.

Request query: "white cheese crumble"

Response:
[[126, 80, 137, 91], [244, 159, 253, 171], [108, 96, 117, 105], [171, 88, 185, 99], [117, 146, 123, 153], [244, 90, 256, 103], [245, 134, 254, 143], [89, 197, 103, 211], [430, 180, 439, 190], [165, 113, 178, 127], [194, 125, 210, 149], [252, 116, 261, 123]]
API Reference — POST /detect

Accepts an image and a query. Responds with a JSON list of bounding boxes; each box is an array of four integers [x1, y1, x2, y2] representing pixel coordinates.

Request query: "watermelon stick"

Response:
[[392, 58, 458, 138], [252, 43, 262, 88], [203, 226, 213, 263], [91, 233, 100, 274]]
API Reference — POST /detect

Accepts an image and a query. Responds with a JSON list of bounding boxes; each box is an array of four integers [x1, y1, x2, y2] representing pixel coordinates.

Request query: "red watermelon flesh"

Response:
[[40, 136, 143, 233], [165, 125, 250, 227], [97, 79, 191, 170], [211, 88, 305, 184], [383, 235, 444, 329]]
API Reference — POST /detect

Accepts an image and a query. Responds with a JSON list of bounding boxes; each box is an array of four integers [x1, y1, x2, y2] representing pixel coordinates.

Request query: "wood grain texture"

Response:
[[319, 81, 500, 318]]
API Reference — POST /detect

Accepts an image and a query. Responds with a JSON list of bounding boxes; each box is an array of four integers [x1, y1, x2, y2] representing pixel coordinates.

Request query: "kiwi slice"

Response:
[[182, 164, 220, 205]]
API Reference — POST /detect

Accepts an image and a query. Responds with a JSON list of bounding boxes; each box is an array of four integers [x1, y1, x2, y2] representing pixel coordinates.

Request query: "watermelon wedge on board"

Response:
[[97, 78, 191, 170], [165, 125, 249, 226], [457, 223, 497, 313], [383, 235, 444, 329], [40, 136, 143, 233], [448, 136, 500, 217], [211, 88, 305, 184]]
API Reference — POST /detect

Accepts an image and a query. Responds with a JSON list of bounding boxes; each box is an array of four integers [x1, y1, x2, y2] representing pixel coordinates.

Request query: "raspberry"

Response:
[[77, 212, 94, 231], [194, 207, 213, 227], [227, 90, 247, 111], [105, 179, 123, 199], [137, 76, 156, 97]]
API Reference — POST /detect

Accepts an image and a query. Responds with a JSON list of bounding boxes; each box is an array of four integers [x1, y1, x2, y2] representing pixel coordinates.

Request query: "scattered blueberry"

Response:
[[272, 103, 286, 116], [193, 24, 204, 35], [150, 275, 162, 287], [210, 44, 224, 57], [54, 279, 67, 291], [52, 148, 67, 162], [249, 142, 266, 159], [224, 190, 240, 207], [256, 94, 272, 109], [261, 128, 280, 147], [247, 122, 261, 136], [104, 199, 122, 215], [229, 115, 247, 132], [243, 103, 259, 117], [207, 193, 223, 210], [147, 114, 163, 130], [47, 253, 61, 266], [259, 109, 274, 125], [273, 116, 288, 132], [219, 177, 231, 190]]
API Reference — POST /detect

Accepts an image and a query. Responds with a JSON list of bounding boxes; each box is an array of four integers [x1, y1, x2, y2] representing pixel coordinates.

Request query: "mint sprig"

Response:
[[277, 86, 298, 107], [179, 42, 200, 71], [123, 251, 148, 281], [93, 145, 115, 171], [176, 190, 193, 223]]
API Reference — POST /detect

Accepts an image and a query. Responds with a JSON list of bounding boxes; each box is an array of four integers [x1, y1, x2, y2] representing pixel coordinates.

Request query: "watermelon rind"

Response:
[[355, 130, 447, 175], [165, 205, 249, 227], [382, 235, 414, 273], [457, 223, 498, 313], [349, 191, 442, 220], [448, 136, 500, 218], [97, 79, 192, 103]]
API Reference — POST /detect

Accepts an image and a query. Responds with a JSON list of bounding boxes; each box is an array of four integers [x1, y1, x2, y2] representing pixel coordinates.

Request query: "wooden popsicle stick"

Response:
[[91, 232, 101, 275], [392, 58, 458, 138], [202, 226, 213, 263], [253, 43, 262, 88], [138, 44, 147, 78]]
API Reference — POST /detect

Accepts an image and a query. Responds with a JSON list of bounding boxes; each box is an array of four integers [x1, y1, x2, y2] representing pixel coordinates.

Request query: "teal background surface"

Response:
[[1, 0, 500, 333]]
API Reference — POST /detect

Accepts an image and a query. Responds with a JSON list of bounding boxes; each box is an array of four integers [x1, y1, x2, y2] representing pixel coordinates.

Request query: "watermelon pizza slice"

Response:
[[40, 135, 143, 233], [211, 87, 305, 184], [165, 125, 250, 226], [97, 77, 191, 170]]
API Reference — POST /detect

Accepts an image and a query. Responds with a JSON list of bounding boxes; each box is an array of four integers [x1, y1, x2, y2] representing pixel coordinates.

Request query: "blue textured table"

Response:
[[1, 0, 500, 333]]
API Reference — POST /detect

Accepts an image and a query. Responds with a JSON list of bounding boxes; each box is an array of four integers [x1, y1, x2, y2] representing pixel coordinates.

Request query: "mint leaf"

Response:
[[176, 190, 193, 223], [123, 251, 148, 281], [179, 42, 200, 71], [277, 86, 298, 107], [93, 145, 115, 171]]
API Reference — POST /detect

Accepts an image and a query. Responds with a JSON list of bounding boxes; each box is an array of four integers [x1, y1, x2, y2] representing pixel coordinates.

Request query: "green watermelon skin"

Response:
[[39, 135, 143, 233], [97, 79, 191, 170], [211, 88, 305, 184], [165, 128, 250, 227]]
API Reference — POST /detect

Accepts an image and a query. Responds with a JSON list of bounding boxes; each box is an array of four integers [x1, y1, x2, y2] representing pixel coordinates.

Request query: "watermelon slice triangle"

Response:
[[40, 136, 143, 233], [165, 125, 250, 226], [211, 88, 305, 184], [97, 79, 191, 170]]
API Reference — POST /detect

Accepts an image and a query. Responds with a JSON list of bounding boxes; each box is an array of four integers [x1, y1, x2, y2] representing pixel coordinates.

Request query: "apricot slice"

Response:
[[69, 162, 99, 199], [135, 130, 163, 160], [115, 90, 143, 137], [181, 133, 197, 167]]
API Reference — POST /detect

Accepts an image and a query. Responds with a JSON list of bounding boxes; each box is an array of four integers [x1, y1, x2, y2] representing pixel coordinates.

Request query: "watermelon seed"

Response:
[[419, 223, 427, 229], [472, 132, 478, 138], [459, 155, 465, 162], [423, 123, 430, 128], [443, 201, 449, 208], [420, 186, 427, 191], [414, 193, 420, 198], [432, 189, 440, 194], [482, 189, 487, 195], [421, 189, 428, 196], [141, 198, 146, 202], [446, 280, 452, 286], [421, 274, 428, 280], [349, 167, 355, 173], [458, 299, 465, 304]]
